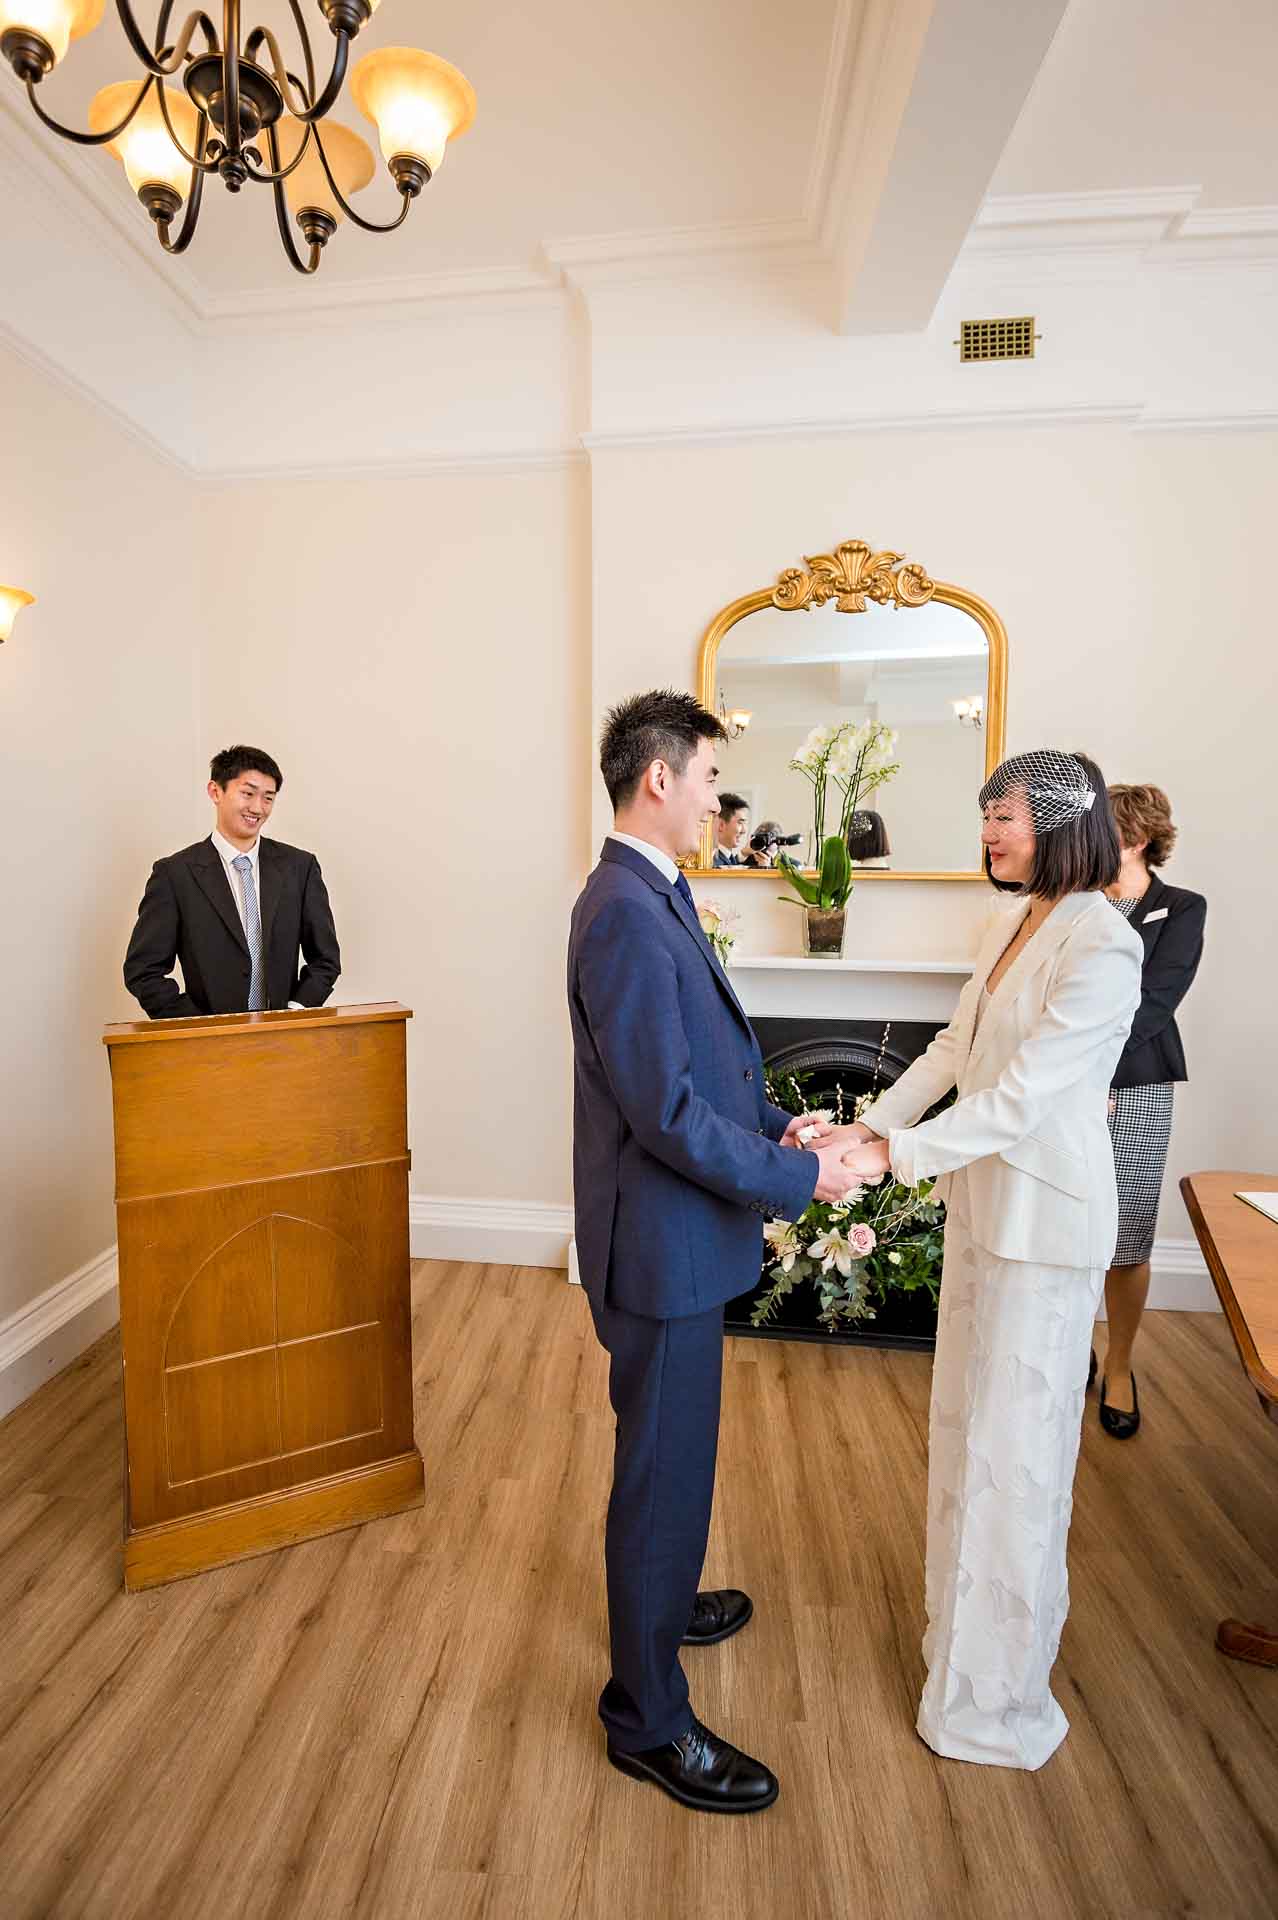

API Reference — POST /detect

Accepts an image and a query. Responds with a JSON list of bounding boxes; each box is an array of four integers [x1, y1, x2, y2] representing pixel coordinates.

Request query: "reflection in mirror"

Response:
[[712, 596, 990, 874]]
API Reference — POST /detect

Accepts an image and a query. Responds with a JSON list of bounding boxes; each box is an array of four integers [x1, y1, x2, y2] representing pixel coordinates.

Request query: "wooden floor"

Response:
[[2, 1263, 1276, 1920]]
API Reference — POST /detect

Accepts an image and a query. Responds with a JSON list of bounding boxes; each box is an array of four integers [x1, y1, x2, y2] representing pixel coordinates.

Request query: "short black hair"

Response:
[[210, 745, 284, 792], [985, 750, 1120, 897], [599, 689, 725, 810], [846, 809, 890, 859], [718, 791, 748, 820]]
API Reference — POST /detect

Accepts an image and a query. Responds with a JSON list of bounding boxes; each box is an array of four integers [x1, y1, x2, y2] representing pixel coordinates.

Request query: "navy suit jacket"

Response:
[[568, 839, 819, 1319]]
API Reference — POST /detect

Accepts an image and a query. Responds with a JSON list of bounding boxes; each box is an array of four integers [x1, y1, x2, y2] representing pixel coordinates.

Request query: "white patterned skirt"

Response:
[[918, 1173, 1102, 1771], [1108, 1082, 1174, 1266]]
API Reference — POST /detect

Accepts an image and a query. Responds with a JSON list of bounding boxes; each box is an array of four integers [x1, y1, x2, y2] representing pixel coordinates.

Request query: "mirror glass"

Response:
[[705, 595, 991, 874]]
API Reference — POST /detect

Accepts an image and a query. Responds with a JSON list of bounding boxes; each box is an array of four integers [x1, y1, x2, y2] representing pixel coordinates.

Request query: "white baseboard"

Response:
[[409, 1195, 573, 1270], [0, 1246, 120, 1421], [565, 1237, 1217, 1311]]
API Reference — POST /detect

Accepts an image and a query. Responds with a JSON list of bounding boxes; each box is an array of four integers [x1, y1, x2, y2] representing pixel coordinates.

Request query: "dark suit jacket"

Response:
[[123, 836, 341, 1019], [568, 839, 818, 1320], [1111, 873, 1205, 1088]]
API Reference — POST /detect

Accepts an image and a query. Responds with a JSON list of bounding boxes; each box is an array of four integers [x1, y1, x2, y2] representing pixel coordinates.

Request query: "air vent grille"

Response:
[[958, 316, 1037, 362]]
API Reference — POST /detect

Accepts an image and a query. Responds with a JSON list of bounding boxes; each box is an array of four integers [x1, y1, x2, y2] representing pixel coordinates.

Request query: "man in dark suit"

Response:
[[124, 745, 341, 1019], [568, 690, 854, 1814], [713, 791, 749, 865]]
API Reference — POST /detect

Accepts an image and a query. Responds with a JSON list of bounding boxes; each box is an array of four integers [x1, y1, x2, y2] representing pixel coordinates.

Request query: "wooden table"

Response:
[[1181, 1170, 1278, 1667]]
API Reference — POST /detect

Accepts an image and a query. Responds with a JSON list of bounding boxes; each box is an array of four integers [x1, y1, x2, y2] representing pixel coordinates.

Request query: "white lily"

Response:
[[807, 1227, 855, 1277]]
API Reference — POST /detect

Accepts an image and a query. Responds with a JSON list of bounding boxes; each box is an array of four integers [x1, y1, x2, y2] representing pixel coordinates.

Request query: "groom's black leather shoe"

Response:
[[607, 1714, 778, 1814], [682, 1588, 753, 1646]]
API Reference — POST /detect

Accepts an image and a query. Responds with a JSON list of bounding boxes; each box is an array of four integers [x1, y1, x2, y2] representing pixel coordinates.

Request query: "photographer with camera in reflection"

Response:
[[743, 820, 803, 868]]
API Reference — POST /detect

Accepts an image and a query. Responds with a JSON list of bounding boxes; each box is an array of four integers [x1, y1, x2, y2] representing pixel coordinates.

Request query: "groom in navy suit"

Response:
[[568, 689, 854, 1814]]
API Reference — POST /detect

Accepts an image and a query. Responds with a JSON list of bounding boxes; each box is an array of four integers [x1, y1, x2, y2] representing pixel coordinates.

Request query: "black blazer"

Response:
[[123, 836, 341, 1020], [1110, 873, 1205, 1088]]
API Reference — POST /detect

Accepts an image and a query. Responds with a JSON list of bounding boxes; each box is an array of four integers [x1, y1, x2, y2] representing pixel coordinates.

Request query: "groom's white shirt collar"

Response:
[[607, 831, 680, 886]]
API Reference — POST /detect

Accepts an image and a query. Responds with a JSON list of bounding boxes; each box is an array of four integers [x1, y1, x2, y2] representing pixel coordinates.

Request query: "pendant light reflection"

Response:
[[0, 585, 35, 642]]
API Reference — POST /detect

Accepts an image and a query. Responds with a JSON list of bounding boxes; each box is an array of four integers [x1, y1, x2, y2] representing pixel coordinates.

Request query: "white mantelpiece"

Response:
[[729, 954, 972, 1021]]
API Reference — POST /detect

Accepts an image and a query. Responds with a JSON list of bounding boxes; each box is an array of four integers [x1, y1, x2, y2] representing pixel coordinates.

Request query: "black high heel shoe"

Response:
[[1088, 1347, 1097, 1391], [1099, 1371, 1141, 1439]]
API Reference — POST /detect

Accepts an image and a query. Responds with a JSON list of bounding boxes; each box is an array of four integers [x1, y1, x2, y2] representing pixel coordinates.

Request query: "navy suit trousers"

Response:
[[588, 1293, 725, 1752]]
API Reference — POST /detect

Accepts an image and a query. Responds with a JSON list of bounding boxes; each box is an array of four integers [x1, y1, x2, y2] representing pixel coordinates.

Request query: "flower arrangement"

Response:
[[753, 1068, 945, 1331], [696, 898, 740, 967], [775, 720, 900, 914]]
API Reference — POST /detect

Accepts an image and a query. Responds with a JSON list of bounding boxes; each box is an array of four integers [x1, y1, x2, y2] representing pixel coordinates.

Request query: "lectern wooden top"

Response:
[[103, 1001, 411, 1048]]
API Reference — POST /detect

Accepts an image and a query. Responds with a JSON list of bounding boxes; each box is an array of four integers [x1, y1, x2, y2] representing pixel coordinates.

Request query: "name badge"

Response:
[[1143, 907, 1169, 922]]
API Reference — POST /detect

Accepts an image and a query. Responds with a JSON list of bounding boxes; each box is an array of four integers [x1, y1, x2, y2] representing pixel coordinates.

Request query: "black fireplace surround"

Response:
[[725, 1014, 946, 1350]]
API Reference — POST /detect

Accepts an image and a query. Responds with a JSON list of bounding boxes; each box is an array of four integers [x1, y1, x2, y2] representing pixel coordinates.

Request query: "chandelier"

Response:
[[0, 2, 475, 273]]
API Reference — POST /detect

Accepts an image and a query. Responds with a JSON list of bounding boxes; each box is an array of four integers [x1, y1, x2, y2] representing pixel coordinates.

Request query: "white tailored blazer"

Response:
[[860, 892, 1143, 1270]]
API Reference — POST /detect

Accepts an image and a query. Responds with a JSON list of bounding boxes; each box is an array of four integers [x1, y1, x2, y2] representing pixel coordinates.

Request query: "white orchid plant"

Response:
[[696, 897, 740, 967], [754, 1070, 945, 1331], [781, 719, 901, 905]]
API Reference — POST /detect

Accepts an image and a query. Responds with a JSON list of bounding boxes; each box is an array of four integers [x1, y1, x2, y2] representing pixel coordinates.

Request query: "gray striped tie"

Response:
[[232, 854, 265, 1011]]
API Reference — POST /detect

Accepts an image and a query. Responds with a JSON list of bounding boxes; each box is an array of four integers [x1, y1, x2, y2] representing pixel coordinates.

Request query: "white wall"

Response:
[[196, 461, 592, 1208], [0, 340, 200, 1376]]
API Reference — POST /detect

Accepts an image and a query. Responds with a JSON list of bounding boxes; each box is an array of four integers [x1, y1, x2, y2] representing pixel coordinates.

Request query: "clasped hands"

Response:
[[778, 1111, 891, 1203]]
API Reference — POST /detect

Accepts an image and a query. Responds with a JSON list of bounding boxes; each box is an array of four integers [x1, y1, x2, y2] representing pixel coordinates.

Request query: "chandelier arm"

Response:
[[24, 71, 155, 144], [290, 28, 350, 123], [113, 3, 213, 77], [267, 121, 322, 274], [241, 113, 315, 184], [157, 118, 209, 252], [313, 119, 412, 232], [155, 79, 222, 169], [287, 0, 317, 103], [243, 27, 316, 118]]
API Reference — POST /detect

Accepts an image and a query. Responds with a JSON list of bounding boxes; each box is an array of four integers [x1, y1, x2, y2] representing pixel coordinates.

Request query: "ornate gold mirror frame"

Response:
[[692, 538, 1008, 880]]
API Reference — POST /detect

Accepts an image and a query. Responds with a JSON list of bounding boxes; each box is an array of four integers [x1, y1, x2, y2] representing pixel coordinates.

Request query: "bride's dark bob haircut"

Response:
[[985, 750, 1122, 896]]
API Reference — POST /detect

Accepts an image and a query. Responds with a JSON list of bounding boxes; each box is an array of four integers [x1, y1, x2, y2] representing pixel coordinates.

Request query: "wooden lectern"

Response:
[[102, 1002, 424, 1591]]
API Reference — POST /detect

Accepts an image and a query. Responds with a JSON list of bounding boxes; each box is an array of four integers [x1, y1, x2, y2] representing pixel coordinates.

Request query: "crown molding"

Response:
[[582, 399, 1278, 454], [542, 217, 822, 290], [0, 312, 197, 474], [582, 403, 1145, 453], [204, 443, 589, 485]]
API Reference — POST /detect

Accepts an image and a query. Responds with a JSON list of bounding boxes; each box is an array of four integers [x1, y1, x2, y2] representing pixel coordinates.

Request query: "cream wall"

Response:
[[0, 341, 201, 1330], [591, 425, 1278, 1236], [196, 462, 592, 1207]]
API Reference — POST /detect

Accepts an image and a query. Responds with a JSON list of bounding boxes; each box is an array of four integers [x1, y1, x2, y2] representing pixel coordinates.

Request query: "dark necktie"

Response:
[[674, 872, 696, 912]]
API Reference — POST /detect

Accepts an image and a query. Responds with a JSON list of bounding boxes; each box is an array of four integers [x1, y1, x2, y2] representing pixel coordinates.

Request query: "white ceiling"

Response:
[[13, 0, 1277, 306], [991, 0, 1278, 209]]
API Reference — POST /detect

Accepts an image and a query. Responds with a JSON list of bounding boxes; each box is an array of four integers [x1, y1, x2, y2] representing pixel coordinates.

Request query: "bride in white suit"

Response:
[[832, 750, 1142, 1770]]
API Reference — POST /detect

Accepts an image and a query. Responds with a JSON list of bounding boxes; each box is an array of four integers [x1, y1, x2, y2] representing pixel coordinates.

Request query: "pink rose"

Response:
[[849, 1223, 876, 1257]]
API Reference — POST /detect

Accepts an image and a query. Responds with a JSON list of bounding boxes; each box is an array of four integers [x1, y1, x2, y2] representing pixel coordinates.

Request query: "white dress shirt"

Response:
[[209, 829, 305, 1010], [607, 831, 680, 886]]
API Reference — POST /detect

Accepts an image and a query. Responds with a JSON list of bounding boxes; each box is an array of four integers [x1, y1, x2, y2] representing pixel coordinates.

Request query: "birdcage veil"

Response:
[[979, 750, 1097, 835]]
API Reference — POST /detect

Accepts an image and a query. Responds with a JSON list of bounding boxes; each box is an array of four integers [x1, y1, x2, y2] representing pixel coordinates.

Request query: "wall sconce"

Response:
[[718, 689, 752, 740], [953, 695, 983, 728], [0, 584, 35, 642]]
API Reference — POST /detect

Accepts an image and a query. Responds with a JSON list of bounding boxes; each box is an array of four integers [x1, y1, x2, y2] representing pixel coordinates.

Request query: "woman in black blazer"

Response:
[[1092, 784, 1206, 1437]]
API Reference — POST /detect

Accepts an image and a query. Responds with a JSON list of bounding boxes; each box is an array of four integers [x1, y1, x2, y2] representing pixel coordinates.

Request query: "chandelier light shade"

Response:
[[90, 77, 196, 207], [0, 0, 102, 69], [277, 111, 373, 232], [0, 585, 36, 642], [0, 1, 475, 275], [349, 46, 475, 188]]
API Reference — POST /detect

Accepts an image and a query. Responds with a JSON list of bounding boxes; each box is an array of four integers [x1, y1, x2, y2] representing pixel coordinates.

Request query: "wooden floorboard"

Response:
[[1, 1263, 1275, 1919]]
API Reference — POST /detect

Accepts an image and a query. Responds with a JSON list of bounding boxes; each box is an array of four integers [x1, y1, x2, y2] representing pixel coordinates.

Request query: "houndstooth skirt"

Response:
[[1107, 1081, 1174, 1265]]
